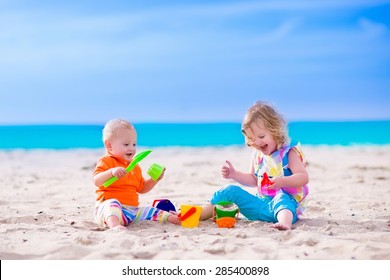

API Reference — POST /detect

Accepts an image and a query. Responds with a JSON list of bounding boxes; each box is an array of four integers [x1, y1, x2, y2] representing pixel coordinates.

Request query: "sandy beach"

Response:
[[1, 145, 390, 260]]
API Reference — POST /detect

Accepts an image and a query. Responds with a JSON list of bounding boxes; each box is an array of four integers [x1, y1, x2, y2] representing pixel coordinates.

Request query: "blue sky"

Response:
[[0, 0, 389, 124]]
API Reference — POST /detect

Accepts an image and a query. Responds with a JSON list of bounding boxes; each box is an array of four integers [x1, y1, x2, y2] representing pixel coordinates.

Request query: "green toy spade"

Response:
[[103, 149, 152, 188]]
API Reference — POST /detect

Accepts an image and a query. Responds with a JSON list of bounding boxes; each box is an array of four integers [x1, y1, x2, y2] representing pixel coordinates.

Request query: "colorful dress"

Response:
[[253, 141, 309, 213]]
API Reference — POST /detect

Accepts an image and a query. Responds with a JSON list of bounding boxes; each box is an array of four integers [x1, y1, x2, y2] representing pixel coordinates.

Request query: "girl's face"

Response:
[[244, 120, 277, 156], [106, 128, 137, 162]]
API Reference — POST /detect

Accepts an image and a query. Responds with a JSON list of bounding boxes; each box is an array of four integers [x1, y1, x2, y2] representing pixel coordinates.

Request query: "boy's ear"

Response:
[[104, 140, 112, 151]]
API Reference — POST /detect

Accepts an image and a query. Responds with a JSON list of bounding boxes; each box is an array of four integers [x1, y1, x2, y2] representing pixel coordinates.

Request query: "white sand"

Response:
[[1, 145, 390, 260]]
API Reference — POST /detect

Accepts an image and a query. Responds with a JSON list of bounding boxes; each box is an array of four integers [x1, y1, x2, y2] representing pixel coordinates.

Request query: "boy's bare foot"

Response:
[[106, 216, 127, 230], [271, 222, 292, 230], [167, 214, 181, 225], [110, 224, 128, 231]]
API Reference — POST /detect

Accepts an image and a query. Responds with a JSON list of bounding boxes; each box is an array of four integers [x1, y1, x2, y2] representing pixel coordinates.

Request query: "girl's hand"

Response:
[[221, 160, 236, 179], [111, 167, 127, 178], [267, 177, 283, 190]]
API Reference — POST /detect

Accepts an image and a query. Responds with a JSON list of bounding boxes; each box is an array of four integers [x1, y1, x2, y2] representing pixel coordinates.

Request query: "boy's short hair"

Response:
[[102, 119, 134, 142]]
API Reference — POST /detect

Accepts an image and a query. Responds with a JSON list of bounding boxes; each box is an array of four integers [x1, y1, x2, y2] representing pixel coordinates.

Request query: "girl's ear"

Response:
[[104, 140, 112, 151]]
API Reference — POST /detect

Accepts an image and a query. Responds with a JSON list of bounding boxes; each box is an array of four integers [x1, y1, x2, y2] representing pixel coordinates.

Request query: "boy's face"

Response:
[[106, 128, 137, 162], [243, 120, 277, 156]]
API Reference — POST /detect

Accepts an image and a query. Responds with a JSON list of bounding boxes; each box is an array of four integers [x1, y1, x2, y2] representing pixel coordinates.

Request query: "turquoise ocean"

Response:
[[0, 121, 389, 149]]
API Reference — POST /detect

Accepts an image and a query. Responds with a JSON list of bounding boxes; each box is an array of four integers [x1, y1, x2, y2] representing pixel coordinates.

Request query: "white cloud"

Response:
[[144, 0, 390, 18], [0, 1, 389, 123], [251, 18, 302, 44], [359, 18, 388, 38]]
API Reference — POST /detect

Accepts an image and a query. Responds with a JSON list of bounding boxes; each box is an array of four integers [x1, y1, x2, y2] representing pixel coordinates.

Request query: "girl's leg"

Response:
[[271, 209, 293, 230], [207, 185, 274, 222], [270, 192, 299, 230]]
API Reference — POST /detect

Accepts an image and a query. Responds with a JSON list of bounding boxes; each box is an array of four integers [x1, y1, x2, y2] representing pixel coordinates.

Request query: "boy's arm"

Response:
[[93, 170, 114, 187], [139, 169, 166, 194], [93, 167, 127, 187], [139, 178, 158, 194]]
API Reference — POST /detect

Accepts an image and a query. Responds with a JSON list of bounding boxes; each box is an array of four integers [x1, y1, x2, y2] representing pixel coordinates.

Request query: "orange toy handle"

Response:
[[178, 207, 196, 221]]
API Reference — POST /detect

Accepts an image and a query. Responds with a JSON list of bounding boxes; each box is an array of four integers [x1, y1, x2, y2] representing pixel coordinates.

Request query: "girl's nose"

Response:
[[254, 138, 262, 146]]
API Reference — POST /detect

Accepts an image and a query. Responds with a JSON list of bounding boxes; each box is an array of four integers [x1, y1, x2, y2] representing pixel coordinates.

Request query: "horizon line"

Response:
[[0, 119, 390, 126]]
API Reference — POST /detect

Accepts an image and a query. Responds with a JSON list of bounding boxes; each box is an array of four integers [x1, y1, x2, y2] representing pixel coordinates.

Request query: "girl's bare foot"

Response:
[[273, 209, 293, 230], [271, 222, 292, 230]]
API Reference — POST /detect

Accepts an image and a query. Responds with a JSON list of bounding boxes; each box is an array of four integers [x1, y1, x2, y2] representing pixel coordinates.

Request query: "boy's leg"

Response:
[[106, 216, 127, 230], [199, 202, 214, 221], [166, 213, 181, 225], [94, 199, 130, 228], [127, 206, 179, 225]]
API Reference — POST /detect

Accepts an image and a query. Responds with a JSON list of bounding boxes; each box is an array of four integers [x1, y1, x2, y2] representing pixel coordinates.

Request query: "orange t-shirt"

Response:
[[93, 155, 145, 206]]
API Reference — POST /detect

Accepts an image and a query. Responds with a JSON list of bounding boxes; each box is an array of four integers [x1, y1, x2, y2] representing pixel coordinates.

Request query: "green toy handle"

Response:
[[103, 176, 119, 187], [103, 149, 152, 188]]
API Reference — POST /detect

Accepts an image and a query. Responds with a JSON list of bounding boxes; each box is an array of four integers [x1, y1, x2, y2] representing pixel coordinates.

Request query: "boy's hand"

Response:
[[111, 167, 127, 178], [156, 168, 166, 181]]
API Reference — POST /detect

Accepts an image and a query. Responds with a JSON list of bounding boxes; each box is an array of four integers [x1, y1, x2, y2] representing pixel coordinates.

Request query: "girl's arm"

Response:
[[232, 171, 257, 187], [222, 160, 257, 187], [269, 150, 309, 189]]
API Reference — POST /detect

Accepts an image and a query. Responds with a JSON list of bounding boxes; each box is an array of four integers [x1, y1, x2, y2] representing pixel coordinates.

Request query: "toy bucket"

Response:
[[214, 201, 239, 219], [179, 205, 202, 228], [213, 201, 239, 228]]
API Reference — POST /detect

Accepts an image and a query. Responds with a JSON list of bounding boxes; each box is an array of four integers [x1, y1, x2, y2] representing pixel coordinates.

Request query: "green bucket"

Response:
[[215, 201, 239, 219]]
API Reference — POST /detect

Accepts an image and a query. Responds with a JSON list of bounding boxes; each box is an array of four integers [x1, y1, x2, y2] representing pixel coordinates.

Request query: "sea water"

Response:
[[0, 121, 389, 149]]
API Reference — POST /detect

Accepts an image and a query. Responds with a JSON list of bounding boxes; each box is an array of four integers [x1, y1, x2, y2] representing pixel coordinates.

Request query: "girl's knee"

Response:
[[223, 185, 241, 193], [211, 185, 241, 204], [272, 193, 299, 223]]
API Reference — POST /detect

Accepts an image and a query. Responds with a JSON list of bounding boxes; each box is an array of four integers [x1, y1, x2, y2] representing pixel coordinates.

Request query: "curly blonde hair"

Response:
[[241, 101, 289, 149], [102, 119, 135, 142]]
